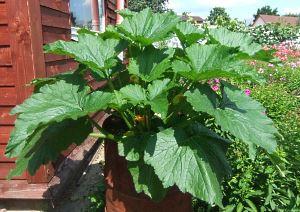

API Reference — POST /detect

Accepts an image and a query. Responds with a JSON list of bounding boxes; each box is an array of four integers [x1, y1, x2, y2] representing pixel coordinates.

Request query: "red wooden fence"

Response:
[[0, 0, 121, 200]]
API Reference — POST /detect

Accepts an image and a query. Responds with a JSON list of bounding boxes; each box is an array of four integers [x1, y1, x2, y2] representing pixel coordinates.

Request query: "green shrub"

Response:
[[216, 17, 300, 45], [221, 83, 300, 211], [6, 8, 279, 207], [248, 24, 300, 45], [193, 82, 300, 211]]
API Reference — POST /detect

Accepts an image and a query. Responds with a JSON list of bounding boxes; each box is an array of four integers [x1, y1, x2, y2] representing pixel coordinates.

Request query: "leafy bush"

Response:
[[6, 8, 279, 207], [221, 82, 300, 211], [88, 182, 105, 212], [193, 74, 300, 211], [192, 43, 300, 210], [247, 24, 300, 45], [215, 16, 300, 45]]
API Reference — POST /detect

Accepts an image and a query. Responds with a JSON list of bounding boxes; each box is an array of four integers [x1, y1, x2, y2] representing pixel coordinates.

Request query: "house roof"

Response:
[[181, 15, 204, 23], [256, 14, 299, 26]]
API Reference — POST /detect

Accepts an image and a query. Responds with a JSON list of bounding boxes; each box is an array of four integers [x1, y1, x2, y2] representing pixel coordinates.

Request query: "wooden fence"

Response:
[[0, 0, 120, 200]]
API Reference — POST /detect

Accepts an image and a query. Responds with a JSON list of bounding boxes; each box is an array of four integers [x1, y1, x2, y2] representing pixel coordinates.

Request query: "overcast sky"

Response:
[[168, 0, 300, 22]]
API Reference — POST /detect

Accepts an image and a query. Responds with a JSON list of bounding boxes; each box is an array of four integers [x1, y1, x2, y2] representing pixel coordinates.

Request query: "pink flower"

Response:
[[244, 89, 251, 96], [212, 85, 219, 91], [250, 61, 256, 66], [268, 63, 274, 68], [291, 62, 297, 68], [214, 78, 220, 83]]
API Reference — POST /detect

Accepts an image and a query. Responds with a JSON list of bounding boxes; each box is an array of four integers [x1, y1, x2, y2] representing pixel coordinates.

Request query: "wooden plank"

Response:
[[107, 1, 116, 10], [0, 3, 7, 24], [107, 8, 117, 20], [0, 125, 13, 144], [46, 59, 77, 76], [27, 164, 54, 184], [42, 25, 70, 44], [0, 66, 14, 86], [0, 87, 17, 105], [0, 106, 15, 125], [41, 6, 70, 29], [0, 180, 51, 199], [0, 144, 14, 162], [0, 46, 12, 65], [44, 53, 68, 62], [40, 0, 69, 14], [0, 25, 9, 45], [48, 137, 99, 198], [108, 0, 117, 6], [0, 163, 27, 179], [8, 0, 46, 105]]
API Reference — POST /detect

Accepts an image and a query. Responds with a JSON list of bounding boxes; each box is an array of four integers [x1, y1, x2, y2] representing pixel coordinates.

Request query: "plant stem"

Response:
[[107, 78, 133, 129], [89, 132, 115, 140], [88, 117, 116, 141]]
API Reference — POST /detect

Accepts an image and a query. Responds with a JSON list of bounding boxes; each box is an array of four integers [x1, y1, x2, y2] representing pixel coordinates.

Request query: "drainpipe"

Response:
[[91, 0, 100, 31], [99, 0, 106, 32], [116, 0, 124, 24]]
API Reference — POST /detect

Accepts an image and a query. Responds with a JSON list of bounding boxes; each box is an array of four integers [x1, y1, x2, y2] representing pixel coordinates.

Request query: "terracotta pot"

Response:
[[104, 141, 192, 212]]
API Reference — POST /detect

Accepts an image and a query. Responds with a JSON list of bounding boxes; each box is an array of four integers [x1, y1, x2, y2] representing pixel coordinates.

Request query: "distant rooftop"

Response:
[[255, 15, 300, 26], [181, 15, 204, 23]]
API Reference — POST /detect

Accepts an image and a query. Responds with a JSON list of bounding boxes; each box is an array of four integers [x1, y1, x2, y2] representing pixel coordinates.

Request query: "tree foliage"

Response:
[[207, 7, 230, 25], [253, 5, 279, 20], [128, 0, 168, 13]]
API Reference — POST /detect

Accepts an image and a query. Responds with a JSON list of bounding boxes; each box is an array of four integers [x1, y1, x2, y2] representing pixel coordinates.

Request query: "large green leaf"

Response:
[[6, 80, 112, 157], [175, 21, 205, 46], [173, 44, 263, 83], [8, 118, 92, 179], [118, 133, 167, 201], [147, 79, 171, 119], [128, 161, 167, 202], [208, 28, 262, 56], [117, 8, 180, 46], [144, 127, 230, 206], [44, 31, 126, 77], [118, 134, 149, 162], [185, 83, 278, 153], [128, 46, 174, 82], [119, 84, 147, 106], [118, 79, 171, 119]]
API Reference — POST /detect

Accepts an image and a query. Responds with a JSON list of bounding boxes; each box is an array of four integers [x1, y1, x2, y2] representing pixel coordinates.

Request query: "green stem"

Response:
[[172, 72, 178, 83], [165, 112, 174, 124], [107, 78, 133, 129], [88, 117, 116, 141], [89, 133, 115, 140]]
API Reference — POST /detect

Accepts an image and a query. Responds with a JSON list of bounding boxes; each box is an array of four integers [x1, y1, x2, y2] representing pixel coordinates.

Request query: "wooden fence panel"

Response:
[[0, 67, 14, 86], [0, 107, 15, 125]]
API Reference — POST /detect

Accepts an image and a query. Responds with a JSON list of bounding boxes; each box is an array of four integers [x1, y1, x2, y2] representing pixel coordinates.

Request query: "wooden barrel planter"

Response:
[[103, 116, 192, 212]]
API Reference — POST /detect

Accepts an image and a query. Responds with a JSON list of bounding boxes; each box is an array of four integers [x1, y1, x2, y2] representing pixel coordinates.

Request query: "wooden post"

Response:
[[91, 0, 100, 31], [116, 0, 124, 24]]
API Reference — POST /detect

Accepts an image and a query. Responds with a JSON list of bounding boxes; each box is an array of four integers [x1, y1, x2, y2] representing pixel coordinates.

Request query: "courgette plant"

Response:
[[6, 8, 279, 207]]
